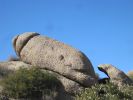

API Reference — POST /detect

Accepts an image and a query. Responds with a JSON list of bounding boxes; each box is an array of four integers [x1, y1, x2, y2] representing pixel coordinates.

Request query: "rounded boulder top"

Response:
[[12, 32, 40, 56]]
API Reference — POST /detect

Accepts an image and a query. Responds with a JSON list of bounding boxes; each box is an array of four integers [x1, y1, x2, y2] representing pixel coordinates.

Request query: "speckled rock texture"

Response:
[[12, 32, 97, 93], [98, 64, 133, 86]]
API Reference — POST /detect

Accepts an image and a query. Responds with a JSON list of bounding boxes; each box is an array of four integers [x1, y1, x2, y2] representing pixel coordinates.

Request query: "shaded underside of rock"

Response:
[[12, 32, 97, 87], [41, 69, 84, 94], [98, 64, 133, 86]]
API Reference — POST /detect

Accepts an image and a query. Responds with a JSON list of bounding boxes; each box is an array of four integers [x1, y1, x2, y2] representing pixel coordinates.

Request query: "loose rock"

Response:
[[98, 64, 133, 86]]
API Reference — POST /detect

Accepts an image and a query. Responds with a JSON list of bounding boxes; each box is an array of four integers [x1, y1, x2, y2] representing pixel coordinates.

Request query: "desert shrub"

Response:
[[76, 82, 133, 100], [1, 67, 61, 99]]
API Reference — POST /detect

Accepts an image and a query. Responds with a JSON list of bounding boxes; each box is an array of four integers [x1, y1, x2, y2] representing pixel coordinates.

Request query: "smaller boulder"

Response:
[[98, 64, 133, 86]]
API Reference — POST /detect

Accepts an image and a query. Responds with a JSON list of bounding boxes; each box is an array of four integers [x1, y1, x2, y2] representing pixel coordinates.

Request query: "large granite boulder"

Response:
[[12, 32, 97, 93], [98, 64, 133, 86]]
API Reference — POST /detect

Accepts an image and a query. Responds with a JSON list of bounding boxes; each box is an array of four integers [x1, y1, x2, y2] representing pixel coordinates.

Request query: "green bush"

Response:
[[76, 82, 133, 100], [1, 67, 61, 99]]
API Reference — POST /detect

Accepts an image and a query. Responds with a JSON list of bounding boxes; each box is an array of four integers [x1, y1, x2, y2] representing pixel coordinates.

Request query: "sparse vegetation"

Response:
[[0, 67, 61, 99], [0, 67, 133, 100], [76, 82, 133, 100]]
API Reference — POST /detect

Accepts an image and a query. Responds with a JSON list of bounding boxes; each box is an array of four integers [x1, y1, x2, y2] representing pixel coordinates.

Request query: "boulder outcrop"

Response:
[[12, 32, 97, 93], [98, 64, 133, 86]]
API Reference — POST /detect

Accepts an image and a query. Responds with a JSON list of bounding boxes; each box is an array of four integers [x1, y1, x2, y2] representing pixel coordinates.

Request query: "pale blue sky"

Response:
[[0, 0, 133, 77]]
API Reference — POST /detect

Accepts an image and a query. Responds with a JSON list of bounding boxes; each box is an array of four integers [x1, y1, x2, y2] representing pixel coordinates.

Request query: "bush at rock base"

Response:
[[0, 67, 61, 99], [76, 82, 133, 100]]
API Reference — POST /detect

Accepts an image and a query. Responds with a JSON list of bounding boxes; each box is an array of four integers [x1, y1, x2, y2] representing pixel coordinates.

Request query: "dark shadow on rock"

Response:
[[98, 78, 110, 84]]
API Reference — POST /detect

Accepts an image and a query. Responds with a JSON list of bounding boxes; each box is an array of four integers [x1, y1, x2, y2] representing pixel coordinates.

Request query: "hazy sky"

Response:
[[0, 0, 133, 77]]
